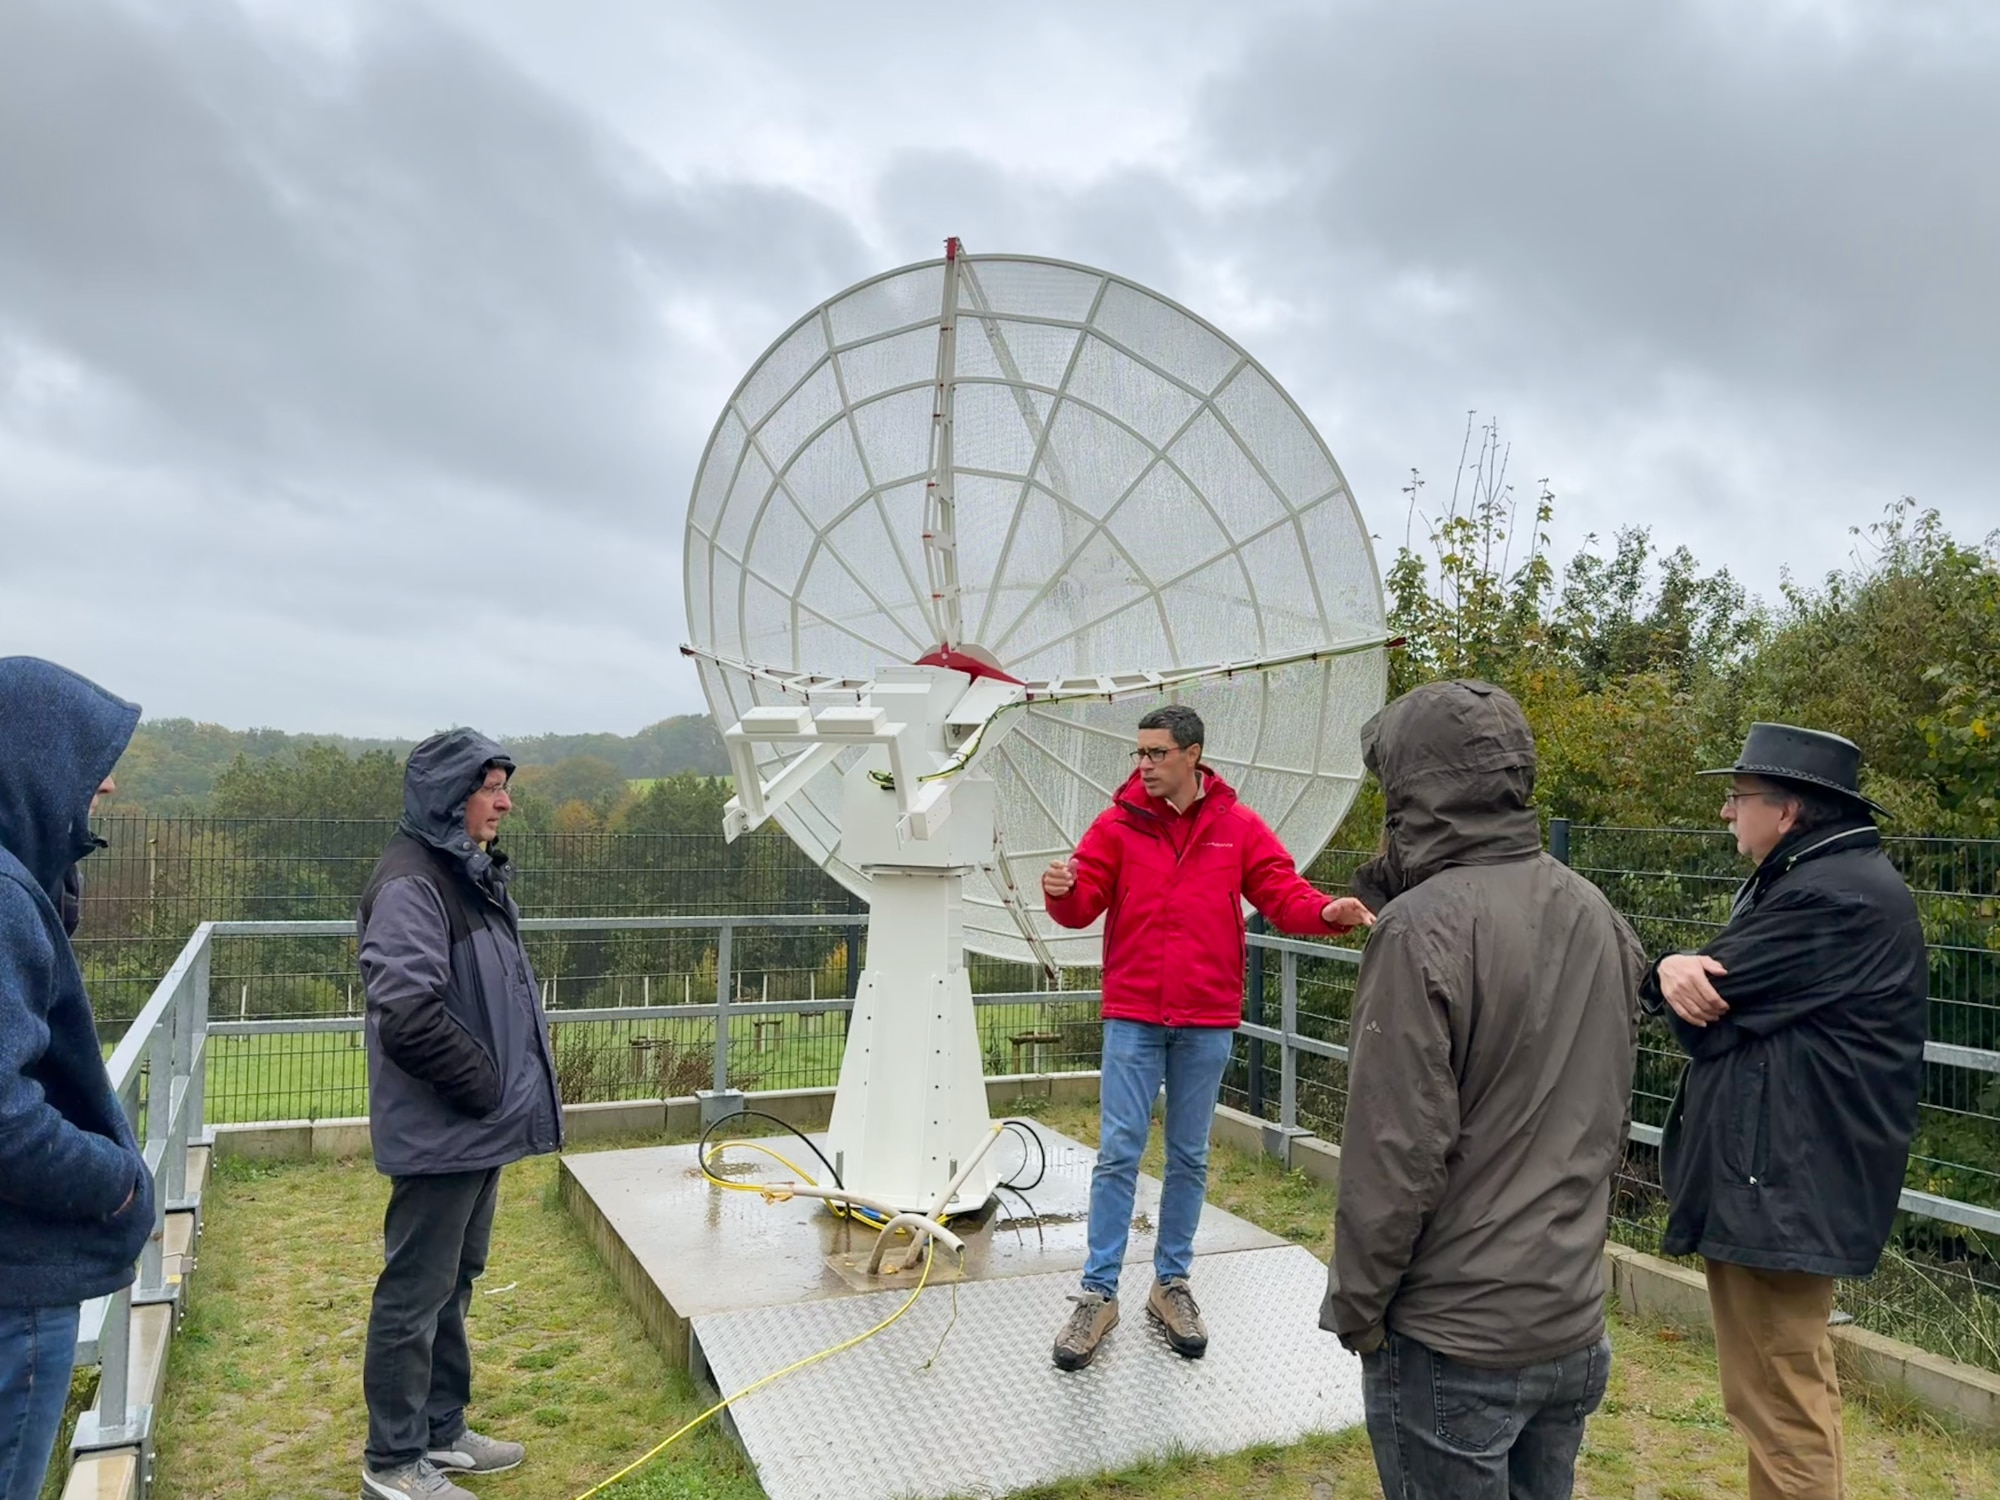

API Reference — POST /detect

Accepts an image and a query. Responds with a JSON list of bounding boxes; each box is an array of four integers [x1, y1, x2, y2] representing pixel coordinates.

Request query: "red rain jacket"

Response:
[[1045, 768, 1342, 1028]]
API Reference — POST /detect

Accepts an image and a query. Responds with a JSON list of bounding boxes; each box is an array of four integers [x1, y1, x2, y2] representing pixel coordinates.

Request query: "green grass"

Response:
[[155, 1144, 762, 1500], [199, 1002, 1090, 1123], [148, 1106, 2000, 1499]]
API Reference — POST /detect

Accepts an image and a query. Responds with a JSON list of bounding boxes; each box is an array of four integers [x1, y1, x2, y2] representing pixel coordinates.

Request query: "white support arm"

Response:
[[722, 736, 846, 842], [721, 705, 908, 842]]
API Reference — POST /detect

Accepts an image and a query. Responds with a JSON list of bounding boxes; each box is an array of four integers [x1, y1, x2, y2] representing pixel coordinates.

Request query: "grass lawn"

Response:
[[199, 1001, 1088, 1123], [152, 1098, 2000, 1499]]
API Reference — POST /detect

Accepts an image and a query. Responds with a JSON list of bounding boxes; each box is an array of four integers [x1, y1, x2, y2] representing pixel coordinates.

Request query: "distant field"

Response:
[[201, 997, 1092, 1123], [627, 774, 732, 791]]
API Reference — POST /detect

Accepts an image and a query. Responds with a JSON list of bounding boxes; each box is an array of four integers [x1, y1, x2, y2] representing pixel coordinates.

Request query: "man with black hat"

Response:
[[1647, 723, 1927, 1500], [355, 731, 562, 1500]]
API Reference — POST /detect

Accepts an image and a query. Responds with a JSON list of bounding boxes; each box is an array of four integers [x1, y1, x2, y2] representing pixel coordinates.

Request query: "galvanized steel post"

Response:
[[713, 920, 733, 1094]]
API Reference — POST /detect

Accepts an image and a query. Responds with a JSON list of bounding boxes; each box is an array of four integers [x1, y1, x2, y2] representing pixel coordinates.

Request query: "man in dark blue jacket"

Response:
[[357, 730, 562, 1500], [1647, 724, 1926, 1500], [0, 658, 154, 1500]]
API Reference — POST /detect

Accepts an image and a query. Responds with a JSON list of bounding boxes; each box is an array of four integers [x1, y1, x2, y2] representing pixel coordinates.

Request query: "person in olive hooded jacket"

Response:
[[0, 658, 153, 1500], [356, 730, 561, 1500], [1322, 680, 1642, 1500]]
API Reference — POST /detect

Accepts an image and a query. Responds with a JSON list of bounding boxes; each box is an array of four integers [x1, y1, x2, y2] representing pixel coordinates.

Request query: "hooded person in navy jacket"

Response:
[[0, 658, 153, 1500], [355, 729, 561, 1500]]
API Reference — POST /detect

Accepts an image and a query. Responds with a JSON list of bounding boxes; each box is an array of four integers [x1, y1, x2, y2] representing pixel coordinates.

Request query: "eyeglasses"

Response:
[[1721, 790, 1781, 808], [1130, 746, 1183, 764]]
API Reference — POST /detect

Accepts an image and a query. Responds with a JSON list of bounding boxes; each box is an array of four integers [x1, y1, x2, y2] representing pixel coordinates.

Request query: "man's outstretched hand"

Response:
[[1322, 896, 1375, 933], [1042, 858, 1078, 900]]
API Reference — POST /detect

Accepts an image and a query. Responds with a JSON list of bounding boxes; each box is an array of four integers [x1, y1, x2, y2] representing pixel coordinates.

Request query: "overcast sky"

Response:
[[2, 0, 1994, 736]]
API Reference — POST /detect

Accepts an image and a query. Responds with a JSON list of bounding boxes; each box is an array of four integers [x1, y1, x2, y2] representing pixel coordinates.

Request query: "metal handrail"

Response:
[[70, 904, 2000, 1488], [1241, 930, 2000, 1238]]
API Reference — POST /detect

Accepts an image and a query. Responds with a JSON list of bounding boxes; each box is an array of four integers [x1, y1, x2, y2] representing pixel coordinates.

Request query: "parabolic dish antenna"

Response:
[[684, 243, 1388, 973], [681, 241, 1385, 1214]]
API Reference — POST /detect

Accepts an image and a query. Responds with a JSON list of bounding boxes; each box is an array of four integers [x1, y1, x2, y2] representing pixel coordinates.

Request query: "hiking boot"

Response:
[[1148, 1276, 1208, 1357], [1052, 1290, 1119, 1370], [359, 1459, 476, 1500], [429, 1428, 525, 1474]]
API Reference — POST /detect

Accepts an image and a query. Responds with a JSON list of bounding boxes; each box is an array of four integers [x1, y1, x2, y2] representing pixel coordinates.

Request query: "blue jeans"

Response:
[[0, 1304, 81, 1500], [1082, 1019, 1235, 1297], [1361, 1329, 1611, 1500]]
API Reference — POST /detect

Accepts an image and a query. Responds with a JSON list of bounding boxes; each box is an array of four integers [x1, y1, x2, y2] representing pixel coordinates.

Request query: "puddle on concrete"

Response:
[[994, 1210, 1085, 1231], [685, 1160, 764, 1180]]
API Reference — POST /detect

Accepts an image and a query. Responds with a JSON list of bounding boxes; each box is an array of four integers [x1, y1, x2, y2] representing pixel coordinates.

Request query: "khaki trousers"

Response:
[[1704, 1258, 1844, 1500]]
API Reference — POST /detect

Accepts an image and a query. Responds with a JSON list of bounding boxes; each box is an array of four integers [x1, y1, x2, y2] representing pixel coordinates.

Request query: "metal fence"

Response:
[[1557, 821, 2000, 1372], [71, 815, 2000, 1373], [193, 914, 1099, 1123], [72, 816, 854, 1040]]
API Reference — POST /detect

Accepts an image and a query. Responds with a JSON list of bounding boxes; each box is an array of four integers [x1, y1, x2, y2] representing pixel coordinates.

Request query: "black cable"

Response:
[[994, 1183, 1045, 1252], [999, 1119, 1046, 1191], [698, 1108, 845, 1190]]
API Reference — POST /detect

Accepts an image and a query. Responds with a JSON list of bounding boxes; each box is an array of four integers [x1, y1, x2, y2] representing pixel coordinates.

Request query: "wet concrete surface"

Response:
[[561, 1123, 1285, 1323]]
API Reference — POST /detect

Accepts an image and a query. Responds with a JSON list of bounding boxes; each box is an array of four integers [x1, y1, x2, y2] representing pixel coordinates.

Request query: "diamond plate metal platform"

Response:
[[691, 1245, 1364, 1500], [559, 1125, 1285, 1367], [562, 1123, 1362, 1496]]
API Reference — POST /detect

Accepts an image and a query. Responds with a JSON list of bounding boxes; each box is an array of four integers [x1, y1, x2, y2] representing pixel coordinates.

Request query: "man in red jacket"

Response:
[[1044, 704, 1372, 1370]]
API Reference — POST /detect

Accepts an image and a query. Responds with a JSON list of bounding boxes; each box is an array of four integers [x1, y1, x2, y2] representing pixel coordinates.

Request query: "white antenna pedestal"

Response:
[[721, 666, 1007, 1216], [827, 866, 1000, 1216]]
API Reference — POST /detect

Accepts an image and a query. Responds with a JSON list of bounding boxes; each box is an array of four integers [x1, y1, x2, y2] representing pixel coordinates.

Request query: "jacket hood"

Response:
[[398, 728, 517, 891], [1351, 679, 1542, 910], [1113, 764, 1239, 821], [0, 657, 140, 902]]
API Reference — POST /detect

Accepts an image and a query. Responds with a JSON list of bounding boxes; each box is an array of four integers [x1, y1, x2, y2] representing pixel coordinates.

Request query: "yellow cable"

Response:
[[568, 1239, 941, 1500], [697, 1141, 939, 1229], [699, 1138, 821, 1190]]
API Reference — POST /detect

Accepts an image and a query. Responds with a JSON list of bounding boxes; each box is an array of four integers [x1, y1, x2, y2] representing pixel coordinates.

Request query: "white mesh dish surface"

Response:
[[684, 251, 1386, 966]]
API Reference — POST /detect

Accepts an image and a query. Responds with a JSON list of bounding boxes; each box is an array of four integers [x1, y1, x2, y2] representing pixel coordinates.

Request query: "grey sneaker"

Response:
[[1148, 1275, 1208, 1357], [360, 1459, 476, 1500], [428, 1428, 525, 1474], [1052, 1290, 1119, 1370]]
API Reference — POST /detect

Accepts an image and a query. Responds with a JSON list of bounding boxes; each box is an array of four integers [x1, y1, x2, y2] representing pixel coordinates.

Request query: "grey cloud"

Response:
[[4, 0, 1994, 739], [0, 0, 868, 513], [1199, 1, 2000, 449], [0, 0, 874, 732]]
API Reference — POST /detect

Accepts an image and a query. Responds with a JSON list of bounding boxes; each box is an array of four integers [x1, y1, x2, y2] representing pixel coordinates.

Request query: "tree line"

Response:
[[110, 714, 729, 816]]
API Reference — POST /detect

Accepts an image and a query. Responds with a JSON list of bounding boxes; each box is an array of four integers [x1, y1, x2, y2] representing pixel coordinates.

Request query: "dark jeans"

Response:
[[0, 1304, 80, 1500], [1360, 1329, 1611, 1500], [363, 1168, 499, 1471]]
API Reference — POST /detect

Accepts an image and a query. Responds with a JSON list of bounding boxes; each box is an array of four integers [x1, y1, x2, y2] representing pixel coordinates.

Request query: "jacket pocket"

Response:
[[1725, 1058, 1770, 1185], [1659, 1063, 1690, 1197], [442, 1011, 504, 1118]]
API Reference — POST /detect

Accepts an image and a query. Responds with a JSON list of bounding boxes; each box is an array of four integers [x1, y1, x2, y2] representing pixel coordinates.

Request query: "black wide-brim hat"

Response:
[[1698, 722, 1890, 818]]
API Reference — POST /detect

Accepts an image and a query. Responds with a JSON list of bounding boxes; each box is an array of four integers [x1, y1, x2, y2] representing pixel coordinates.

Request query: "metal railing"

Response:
[[77, 812, 2000, 1395], [70, 918, 212, 1481], [1233, 927, 2000, 1233], [194, 914, 1099, 1112]]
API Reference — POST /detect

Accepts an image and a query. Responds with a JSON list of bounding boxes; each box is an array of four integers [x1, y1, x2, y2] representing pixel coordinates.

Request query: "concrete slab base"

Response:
[[558, 1123, 1283, 1370], [561, 1121, 1363, 1498]]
